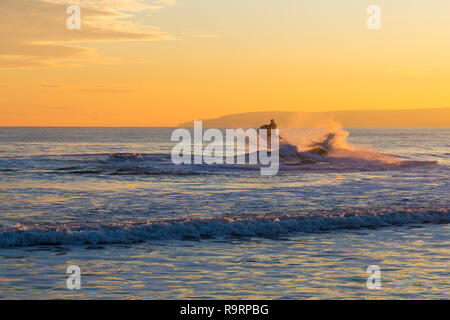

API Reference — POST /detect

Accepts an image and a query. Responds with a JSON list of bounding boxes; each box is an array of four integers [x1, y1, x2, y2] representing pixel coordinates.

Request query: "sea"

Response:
[[0, 127, 448, 299]]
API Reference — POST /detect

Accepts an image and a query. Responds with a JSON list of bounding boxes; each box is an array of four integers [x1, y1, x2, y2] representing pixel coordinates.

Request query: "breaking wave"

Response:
[[0, 125, 441, 176], [277, 125, 439, 170], [1, 208, 449, 247]]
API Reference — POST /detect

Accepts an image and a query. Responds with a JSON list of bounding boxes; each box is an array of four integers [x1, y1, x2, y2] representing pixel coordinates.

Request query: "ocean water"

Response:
[[0, 127, 448, 299]]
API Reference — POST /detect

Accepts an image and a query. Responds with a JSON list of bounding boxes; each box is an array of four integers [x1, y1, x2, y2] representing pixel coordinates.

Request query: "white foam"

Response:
[[1, 208, 449, 247]]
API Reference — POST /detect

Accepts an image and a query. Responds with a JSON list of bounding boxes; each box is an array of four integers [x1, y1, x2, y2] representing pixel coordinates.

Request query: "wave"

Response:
[[0, 151, 439, 177], [48, 128, 441, 172], [55, 166, 211, 176], [1, 208, 449, 247], [0, 126, 443, 176], [276, 127, 440, 171]]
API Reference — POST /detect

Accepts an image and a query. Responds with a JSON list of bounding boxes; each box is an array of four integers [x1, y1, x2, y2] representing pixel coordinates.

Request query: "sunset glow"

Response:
[[1, 0, 450, 126]]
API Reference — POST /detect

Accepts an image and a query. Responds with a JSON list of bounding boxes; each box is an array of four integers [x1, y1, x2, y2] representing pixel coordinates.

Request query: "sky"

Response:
[[1, 0, 450, 126]]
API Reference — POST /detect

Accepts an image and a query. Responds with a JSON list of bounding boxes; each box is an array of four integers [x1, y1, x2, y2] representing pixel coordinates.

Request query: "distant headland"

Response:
[[178, 108, 450, 128]]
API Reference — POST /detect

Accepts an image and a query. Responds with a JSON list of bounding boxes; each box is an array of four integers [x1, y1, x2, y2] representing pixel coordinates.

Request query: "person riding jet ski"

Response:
[[258, 119, 280, 149], [259, 119, 278, 131]]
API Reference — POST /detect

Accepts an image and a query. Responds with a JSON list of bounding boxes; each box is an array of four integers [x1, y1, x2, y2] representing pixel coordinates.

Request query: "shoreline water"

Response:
[[0, 127, 448, 299]]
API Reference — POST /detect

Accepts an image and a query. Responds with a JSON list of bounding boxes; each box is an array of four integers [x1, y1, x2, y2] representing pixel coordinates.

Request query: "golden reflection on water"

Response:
[[0, 223, 443, 299]]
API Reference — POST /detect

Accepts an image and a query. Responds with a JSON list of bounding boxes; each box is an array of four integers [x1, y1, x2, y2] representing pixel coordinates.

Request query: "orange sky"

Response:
[[1, 0, 450, 126]]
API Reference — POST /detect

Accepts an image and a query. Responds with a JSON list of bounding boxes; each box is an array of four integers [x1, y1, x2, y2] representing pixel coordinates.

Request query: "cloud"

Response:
[[43, 106, 76, 110], [399, 71, 434, 79], [40, 83, 63, 88], [0, 0, 176, 68], [184, 33, 219, 39], [80, 87, 135, 93]]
